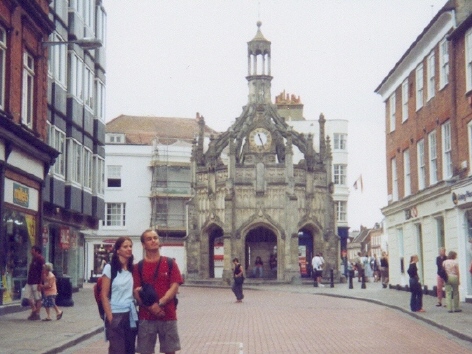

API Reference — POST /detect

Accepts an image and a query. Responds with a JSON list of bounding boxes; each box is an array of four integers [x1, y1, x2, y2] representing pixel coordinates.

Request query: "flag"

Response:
[[353, 175, 363, 192]]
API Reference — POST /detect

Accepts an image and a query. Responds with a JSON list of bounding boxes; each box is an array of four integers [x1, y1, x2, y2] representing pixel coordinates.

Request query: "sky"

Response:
[[103, 0, 447, 231]]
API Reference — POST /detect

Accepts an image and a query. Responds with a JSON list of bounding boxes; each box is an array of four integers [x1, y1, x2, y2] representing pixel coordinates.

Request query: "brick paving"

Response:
[[0, 281, 471, 354]]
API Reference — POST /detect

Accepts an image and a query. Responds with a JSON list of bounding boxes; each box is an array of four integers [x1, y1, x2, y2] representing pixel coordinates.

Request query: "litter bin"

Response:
[[56, 276, 74, 307]]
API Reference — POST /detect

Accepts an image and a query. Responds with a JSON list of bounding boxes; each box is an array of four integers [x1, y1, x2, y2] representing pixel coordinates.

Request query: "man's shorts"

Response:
[[136, 320, 181, 354], [24, 284, 42, 301]]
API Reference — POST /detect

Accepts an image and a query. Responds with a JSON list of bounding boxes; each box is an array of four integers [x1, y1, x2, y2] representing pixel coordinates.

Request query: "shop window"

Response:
[[93, 244, 113, 276]]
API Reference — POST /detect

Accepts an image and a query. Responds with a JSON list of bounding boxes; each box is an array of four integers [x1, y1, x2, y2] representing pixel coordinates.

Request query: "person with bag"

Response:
[[133, 230, 183, 354], [25, 246, 45, 321], [435, 247, 448, 307], [407, 254, 425, 313], [232, 258, 244, 303], [443, 250, 462, 313], [101, 236, 138, 354]]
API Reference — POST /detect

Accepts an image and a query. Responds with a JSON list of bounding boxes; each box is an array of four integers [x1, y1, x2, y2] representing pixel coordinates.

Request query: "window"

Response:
[[93, 155, 104, 196], [105, 203, 126, 227], [401, 79, 408, 122], [107, 165, 122, 188], [84, 65, 94, 110], [468, 121, 472, 174], [442, 121, 452, 179], [427, 52, 435, 101], [391, 157, 398, 202], [47, 32, 67, 87], [67, 138, 82, 184], [466, 29, 472, 92], [69, 53, 83, 102], [22, 52, 35, 128], [389, 93, 396, 132], [333, 133, 347, 150], [0, 26, 6, 110], [417, 139, 425, 190], [335, 201, 347, 222], [397, 227, 405, 273], [429, 131, 438, 184], [436, 216, 445, 249], [403, 149, 411, 197], [47, 123, 66, 177], [95, 79, 106, 121], [96, 5, 107, 45], [83, 147, 92, 190], [416, 64, 424, 110], [333, 164, 347, 185], [106, 134, 124, 144], [439, 38, 449, 89]]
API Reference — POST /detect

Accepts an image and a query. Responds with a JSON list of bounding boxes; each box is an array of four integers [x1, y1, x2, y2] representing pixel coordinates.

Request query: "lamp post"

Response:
[[42, 37, 102, 50]]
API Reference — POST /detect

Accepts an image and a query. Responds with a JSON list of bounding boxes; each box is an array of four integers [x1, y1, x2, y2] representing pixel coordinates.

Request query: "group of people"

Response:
[[24, 246, 63, 322], [408, 248, 462, 314], [100, 229, 183, 354], [350, 251, 389, 288]]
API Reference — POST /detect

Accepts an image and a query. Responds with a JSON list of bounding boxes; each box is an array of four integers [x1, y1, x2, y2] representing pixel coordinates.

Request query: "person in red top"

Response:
[[25, 245, 45, 321], [133, 229, 183, 354]]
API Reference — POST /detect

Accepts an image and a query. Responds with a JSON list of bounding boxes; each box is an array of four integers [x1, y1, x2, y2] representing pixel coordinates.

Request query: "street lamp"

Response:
[[42, 37, 102, 50]]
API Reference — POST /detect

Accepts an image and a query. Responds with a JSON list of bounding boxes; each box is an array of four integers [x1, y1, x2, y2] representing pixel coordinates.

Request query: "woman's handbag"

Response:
[[234, 276, 244, 285]]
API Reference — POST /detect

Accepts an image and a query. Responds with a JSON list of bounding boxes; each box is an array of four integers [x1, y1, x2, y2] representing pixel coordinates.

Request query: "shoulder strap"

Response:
[[138, 257, 163, 282], [166, 257, 174, 281]]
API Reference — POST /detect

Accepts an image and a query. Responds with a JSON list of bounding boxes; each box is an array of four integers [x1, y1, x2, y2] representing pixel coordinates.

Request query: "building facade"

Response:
[[84, 115, 216, 281], [43, 0, 106, 290], [186, 22, 338, 283], [0, 1, 59, 304], [375, 0, 472, 302]]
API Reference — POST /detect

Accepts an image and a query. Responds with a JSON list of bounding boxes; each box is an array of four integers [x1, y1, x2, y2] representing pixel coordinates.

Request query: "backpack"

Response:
[[137, 257, 178, 308], [94, 264, 118, 319]]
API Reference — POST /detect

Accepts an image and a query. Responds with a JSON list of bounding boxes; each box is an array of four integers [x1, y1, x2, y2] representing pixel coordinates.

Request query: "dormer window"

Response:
[[106, 133, 125, 144]]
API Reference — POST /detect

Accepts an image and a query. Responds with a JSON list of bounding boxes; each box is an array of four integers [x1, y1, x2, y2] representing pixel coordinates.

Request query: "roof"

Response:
[[106, 114, 218, 145], [375, 1, 455, 93]]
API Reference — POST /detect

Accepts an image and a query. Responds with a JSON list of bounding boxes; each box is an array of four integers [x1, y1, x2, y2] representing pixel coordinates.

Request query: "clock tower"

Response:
[[186, 22, 338, 284]]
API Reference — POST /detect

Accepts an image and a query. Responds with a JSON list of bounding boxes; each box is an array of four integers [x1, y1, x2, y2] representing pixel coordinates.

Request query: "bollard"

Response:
[[330, 269, 334, 288], [349, 270, 354, 289], [361, 269, 366, 289]]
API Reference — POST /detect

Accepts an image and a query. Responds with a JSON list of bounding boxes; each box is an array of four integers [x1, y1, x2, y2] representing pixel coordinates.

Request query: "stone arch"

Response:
[[298, 221, 323, 277], [243, 222, 280, 279], [200, 222, 224, 279]]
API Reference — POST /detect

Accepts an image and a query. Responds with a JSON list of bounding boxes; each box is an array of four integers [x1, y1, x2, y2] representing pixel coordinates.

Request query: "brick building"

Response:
[[375, 0, 472, 302], [0, 1, 59, 303]]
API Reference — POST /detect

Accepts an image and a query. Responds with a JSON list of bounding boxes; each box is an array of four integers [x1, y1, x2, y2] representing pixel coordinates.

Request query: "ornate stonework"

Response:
[[186, 22, 338, 283]]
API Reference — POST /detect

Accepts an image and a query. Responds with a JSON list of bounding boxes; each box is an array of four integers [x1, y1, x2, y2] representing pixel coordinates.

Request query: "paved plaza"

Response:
[[0, 281, 471, 353]]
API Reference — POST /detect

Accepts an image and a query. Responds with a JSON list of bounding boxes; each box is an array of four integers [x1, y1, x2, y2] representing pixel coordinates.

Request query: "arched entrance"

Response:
[[245, 226, 277, 279], [207, 225, 223, 278], [298, 229, 313, 278]]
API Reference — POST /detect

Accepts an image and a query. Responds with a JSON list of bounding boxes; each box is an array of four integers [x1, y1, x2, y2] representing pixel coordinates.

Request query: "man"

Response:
[[311, 253, 324, 287], [133, 230, 183, 354], [25, 245, 45, 320]]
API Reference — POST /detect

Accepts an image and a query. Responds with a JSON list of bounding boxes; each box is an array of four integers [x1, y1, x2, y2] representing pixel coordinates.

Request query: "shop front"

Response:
[[2, 180, 40, 304]]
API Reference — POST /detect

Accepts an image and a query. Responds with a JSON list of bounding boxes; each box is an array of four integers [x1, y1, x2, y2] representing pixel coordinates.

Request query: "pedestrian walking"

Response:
[[40, 262, 63, 321], [380, 251, 389, 288], [25, 245, 45, 321], [101, 236, 138, 354], [133, 230, 183, 354], [311, 253, 324, 287], [355, 252, 364, 282], [407, 255, 425, 313], [443, 250, 462, 313], [232, 258, 245, 302], [435, 247, 448, 307]]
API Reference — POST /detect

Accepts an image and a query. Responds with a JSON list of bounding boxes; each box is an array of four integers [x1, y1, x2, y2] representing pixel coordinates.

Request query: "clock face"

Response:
[[249, 128, 272, 152]]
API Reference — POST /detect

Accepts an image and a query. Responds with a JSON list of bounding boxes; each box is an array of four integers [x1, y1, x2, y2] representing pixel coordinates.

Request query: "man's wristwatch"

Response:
[[158, 302, 165, 307]]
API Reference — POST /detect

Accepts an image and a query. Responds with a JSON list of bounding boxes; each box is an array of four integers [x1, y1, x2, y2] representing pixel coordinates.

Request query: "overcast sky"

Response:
[[103, 0, 447, 230]]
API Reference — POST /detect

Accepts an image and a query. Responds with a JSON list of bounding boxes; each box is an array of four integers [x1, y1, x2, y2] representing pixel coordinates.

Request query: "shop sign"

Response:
[[102, 239, 117, 244], [60, 227, 70, 250], [13, 183, 29, 208], [452, 187, 472, 206]]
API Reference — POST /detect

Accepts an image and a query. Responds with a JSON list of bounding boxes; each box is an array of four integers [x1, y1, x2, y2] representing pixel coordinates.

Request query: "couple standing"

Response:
[[101, 230, 183, 354]]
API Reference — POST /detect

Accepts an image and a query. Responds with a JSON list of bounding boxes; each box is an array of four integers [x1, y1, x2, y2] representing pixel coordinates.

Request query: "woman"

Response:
[[101, 237, 138, 354], [443, 250, 461, 313], [252, 256, 263, 278], [40, 262, 63, 321], [435, 247, 447, 307], [407, 255, 425, 313], [232, 258, 244, 303]]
